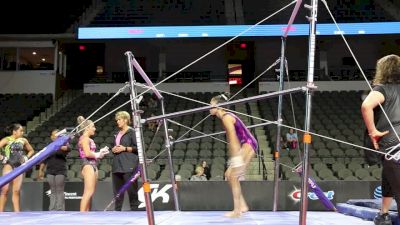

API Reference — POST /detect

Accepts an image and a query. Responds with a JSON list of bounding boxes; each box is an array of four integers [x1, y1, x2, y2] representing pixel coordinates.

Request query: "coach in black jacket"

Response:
[[112, 111, 139, 211]]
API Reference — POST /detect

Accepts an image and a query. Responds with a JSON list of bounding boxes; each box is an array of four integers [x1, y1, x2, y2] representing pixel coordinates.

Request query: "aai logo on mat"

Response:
[[289, 186, 334, 203], [374, 186, 382, 199]]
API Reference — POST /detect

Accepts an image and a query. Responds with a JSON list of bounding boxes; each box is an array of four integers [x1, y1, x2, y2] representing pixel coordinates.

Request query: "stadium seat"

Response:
[[338, 168, 353, 180], [348, 162, 362, 172], [355, 168, 370, 180]]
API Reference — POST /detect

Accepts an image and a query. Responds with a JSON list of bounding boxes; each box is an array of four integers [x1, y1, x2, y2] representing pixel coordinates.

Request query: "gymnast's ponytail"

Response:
[[77, 116, 92, 134], [4, 123, 22, 136], [211, 92, 231, 104]]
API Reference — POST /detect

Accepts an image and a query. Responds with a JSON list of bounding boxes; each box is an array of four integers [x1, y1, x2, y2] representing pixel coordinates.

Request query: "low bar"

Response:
[[172, 121, 276, 144]]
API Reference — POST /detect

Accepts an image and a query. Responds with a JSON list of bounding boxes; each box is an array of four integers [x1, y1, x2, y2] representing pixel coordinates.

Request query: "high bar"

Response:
[[144, 86, 307, 122]]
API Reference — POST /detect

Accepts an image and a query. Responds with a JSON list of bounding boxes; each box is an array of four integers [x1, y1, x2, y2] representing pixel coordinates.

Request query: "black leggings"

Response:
[[112, 172, 139, 211], [381, 159, 400, 213]]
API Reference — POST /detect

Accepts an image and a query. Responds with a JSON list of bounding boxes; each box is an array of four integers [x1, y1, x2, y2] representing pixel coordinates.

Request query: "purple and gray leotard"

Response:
[[78, 136, 98, 170], [223, 113, 258, 153]]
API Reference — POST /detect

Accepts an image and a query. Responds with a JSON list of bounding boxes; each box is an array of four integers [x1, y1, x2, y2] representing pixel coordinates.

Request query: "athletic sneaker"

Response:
[[374, 213, 392, 225]]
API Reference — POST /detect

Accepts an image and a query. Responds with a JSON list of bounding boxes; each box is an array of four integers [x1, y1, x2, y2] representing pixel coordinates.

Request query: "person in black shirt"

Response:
[[361, 54, 400, 225], [38, 129, 70, 211], [111, 111, 139, 211]]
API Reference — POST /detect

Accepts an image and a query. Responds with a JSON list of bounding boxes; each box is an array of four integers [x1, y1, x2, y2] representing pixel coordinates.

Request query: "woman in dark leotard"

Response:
[[0, 123, 34, 212]]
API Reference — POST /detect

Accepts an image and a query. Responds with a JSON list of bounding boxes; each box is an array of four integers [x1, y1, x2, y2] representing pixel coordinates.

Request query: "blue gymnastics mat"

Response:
[[337, 199, 399, 225], [0, 211, 373, 225]]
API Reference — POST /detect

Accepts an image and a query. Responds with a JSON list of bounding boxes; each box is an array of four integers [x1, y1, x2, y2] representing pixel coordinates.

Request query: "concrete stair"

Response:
[[244, 100, 276, 181], [26, 90, 82, 134]]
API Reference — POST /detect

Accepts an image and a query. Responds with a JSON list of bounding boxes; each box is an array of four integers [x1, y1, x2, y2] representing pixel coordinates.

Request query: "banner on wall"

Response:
[[43, 182, 83, 211], [62, 181, 175, 211], [9, 180, 379, 211], [178, 181, 381, 211]]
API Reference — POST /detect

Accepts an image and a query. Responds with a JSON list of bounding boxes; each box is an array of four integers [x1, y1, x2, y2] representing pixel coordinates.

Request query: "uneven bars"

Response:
[[144, 86, 306, 122]]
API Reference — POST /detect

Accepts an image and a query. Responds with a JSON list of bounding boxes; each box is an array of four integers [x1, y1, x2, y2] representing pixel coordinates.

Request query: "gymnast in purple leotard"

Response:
[[222, 112, 258, 153], [210, 93, 257, 218]]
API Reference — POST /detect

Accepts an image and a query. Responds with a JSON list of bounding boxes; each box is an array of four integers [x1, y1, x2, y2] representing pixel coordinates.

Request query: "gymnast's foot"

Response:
[[240, 206, 249, 213], [224, 211, 241, 218]]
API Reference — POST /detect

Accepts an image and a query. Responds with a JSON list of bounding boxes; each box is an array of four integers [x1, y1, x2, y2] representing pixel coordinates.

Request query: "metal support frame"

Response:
[[267, 1, 317, 222], [272, 0, 303, 211], [126, 51, 180, 217], [272, 37, 286, 212], [300, 0, 318, 224], [160, 99, 180, 211], [126, 52, 155, 225]]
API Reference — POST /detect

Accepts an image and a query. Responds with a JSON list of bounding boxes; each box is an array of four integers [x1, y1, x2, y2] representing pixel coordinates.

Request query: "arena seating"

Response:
[[0, 93, 53, 136], [260, 90, 381, 181], [89, 0, 226, 27], [86, 0, 394, 28], [243, 0, 392, 25], [17, 90, 380, 182], [0, 0, 92, 34]]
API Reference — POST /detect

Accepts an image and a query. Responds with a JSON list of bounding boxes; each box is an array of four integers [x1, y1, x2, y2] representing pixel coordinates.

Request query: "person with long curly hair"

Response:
[[361, 54, 400, 225]]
